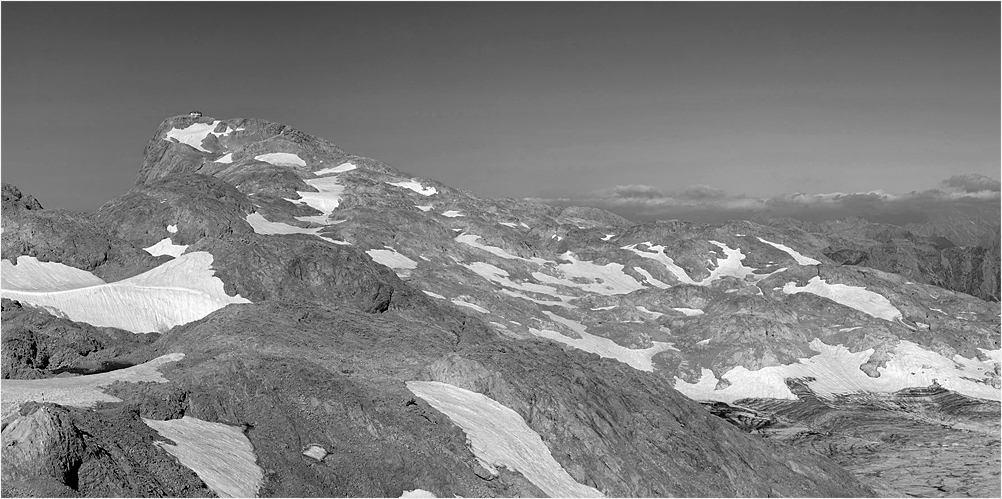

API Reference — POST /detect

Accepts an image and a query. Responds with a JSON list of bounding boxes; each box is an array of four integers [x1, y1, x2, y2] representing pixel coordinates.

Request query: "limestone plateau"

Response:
[[2, 115, 998, 498]]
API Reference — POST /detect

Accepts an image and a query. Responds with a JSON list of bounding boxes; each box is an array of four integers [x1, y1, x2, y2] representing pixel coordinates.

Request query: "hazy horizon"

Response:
[[3, 2, 998, 224]]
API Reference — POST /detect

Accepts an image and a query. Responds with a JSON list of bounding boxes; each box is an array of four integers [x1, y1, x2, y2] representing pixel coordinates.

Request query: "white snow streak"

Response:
[[672, 307, 704, 317], [0, 253, 249, 334], [757, 237, 821, 265], [441, 210, 464, 218], [144, 416, 264, 498], [456, 234, 548, 264], [452, 299, 490, 314], [406, 381, 603, 498], [532, 311, 671, 372], [422, 290, 446, 299], [601, 234, 616, 241]]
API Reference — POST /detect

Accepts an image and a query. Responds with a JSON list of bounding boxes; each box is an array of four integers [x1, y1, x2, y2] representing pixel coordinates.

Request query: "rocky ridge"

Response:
[[1, 114, 998, 497]]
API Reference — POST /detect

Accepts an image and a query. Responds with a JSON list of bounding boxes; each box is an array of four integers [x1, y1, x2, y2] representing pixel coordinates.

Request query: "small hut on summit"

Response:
[[189, 110, 202, 118]]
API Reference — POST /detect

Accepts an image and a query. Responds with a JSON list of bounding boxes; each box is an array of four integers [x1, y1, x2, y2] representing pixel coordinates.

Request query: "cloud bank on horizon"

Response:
[[530, 174, 1001, 226]]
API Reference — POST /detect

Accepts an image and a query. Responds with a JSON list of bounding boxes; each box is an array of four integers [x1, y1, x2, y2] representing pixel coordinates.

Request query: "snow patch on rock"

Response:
[[782, 277, 901, 322], [366, 248, 418, 270], [143, 237, 188, 258], [415, 205, 434, 212], [286, 176, 346, 225], [406, 381, 604, 498], [422, 290, 446, 299], [0, 253, 250, 333], [245, 213, 350, 245], [441, 210, 464, 218], [214, 152, 234, 164], [164, 121, 231, 152], [166, 224, 179, 234], [144, 416, 264, 498], [255, 152, 307, 167]]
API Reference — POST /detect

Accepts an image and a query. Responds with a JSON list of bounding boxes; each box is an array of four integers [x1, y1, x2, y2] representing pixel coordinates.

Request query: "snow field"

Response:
[[0, 253, 250, 333], [144, 416, 264, 498], [406, 381, 604, 498], [314, 162, 357, 175], [501, 289, 575, 308], [214, 153, 234, 164], [254, 152, 307, 167], [164, 121, 236, 152], [245, 213, 350, 245], [673, 339, 1001, 403], [623, 241, 779, 287], [386, 179, 437, 196], [782, 276, 901, 321], [532, 311, 673, 372], [532, 253, 644, 296], [756, 237, 821, 265], [144, 237, 188, 258], [366, 247, 418, 270], [1, 353, 184, 422]]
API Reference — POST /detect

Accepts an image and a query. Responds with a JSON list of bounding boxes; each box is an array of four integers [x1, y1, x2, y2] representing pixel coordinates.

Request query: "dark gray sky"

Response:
[[3, 2, 999, 218]]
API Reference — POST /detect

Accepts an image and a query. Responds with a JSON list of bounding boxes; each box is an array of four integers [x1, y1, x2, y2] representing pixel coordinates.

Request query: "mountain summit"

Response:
[[2, 115, 998, 497]]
